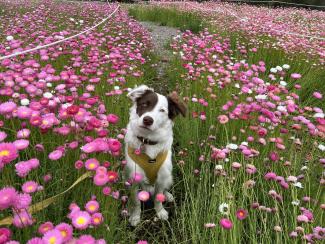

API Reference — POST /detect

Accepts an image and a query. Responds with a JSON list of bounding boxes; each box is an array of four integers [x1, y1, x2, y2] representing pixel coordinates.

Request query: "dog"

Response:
[[124, 85, 186, 226]]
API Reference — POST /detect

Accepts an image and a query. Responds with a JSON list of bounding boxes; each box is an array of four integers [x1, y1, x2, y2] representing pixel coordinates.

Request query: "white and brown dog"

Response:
[[125, 85, 186, 226]]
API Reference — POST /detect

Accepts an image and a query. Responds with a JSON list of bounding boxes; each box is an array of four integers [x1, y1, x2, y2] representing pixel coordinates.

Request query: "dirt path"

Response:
[[139, 21, 179, 93]]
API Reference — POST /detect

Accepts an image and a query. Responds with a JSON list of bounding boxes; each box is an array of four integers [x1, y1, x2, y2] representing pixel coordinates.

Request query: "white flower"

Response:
[[280, 81, 287, 87], [226, 143, 238, 150], [46, 83, 52, 87], [43, 92, 53, 99], [241, 141, 248, 146], [21, 99, 30, 106], [276, 66, 283, 71], [291, 200, 300, 206], [255, 94, 267, 100], [300, 166, 308, 171], [212, 54, 217, 59], [69, 18, 75, 21], [215, 164, 223, 170], [270, 68, 277, 73], [277, 106, 287, 112], [234, 83, 240, 88], [282, 64, 290, 69], [12, 93, 19, 98], [6, 35, 14, 41], [114, 86, 120, 90], [293, 182, 303, 188], [318, 144, 325, 151], [218, 203, 229, 215], [313, 113, 324, 118]]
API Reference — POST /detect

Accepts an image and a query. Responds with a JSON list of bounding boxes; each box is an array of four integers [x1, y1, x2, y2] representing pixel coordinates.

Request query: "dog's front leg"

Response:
[[154, 185, 169, 221], [129, 185, 141, 226]]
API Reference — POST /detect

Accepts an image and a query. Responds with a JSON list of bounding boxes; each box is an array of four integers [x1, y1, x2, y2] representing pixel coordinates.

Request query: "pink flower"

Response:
[[27, 237, 44, 244], [22, 181, 38, 193], [38, 221, 54, 235], [0, 227, 11, 243], [91, 212, 104, 226], [85, 158, 99, 170], [76, 235, 95, 244], [156, 193, 166, 202], [137, 241, 148, 244], [71, 211, 91, 230], [138, 191, 150, 201], [93, 173, 108, 186], [0, 101, 17, 114], [55, 223, 73, 242], [14, 193, 32, 209], [107, 114, 119, 124], [0, 131, 7, 142], [74, 160, 84, 169], [264, 172, 277, 180], [269, 151, 279, 162], [218, 115, 229, 124], [102, 186, 111, 196], [236, 209, 248, 220], [42, 229, 63, 244], [85, 200, 99, 214], [108, 139, 121, 152], [132, 172, 143, 183], [291, 73, 301, 79], [0, 186, 17, 210], [313, 91, 322, 99], [107, 171, 118, 183], [219, 218, 233, 229], [297, 214, 309, 223], [245, 164, 257, 174], [48, 150, 63, 161], [0, 143, 18, 165], [12, 210, 34, 228]]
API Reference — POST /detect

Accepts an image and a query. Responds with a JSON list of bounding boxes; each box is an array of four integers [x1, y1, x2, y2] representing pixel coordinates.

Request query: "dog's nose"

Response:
[[143, 116, 154, 126]]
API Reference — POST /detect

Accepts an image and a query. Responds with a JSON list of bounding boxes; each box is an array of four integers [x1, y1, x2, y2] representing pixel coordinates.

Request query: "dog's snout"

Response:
[[143, 116, 154, 126]]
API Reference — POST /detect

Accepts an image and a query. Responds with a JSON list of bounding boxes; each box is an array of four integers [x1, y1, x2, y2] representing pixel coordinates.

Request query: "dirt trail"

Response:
[[139, 21, 179, 94]]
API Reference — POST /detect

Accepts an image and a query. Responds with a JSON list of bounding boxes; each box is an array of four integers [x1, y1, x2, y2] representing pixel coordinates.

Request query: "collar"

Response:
[[137, 136, 158, 145]]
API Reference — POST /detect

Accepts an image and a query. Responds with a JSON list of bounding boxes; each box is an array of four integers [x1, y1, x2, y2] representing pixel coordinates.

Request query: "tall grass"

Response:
[[127, 5, 324, 244]]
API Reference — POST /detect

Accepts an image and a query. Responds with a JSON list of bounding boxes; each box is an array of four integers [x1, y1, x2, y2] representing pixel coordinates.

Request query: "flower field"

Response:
[[0, 0, 324, 243]]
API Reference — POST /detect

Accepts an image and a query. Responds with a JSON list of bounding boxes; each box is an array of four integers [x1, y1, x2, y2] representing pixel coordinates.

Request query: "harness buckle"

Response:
[[148, 159, 156, 164]]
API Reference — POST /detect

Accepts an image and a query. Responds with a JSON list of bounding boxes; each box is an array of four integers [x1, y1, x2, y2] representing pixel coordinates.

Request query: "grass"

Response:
[[128, 5, 205, 33], [126, 4, 324, 244]]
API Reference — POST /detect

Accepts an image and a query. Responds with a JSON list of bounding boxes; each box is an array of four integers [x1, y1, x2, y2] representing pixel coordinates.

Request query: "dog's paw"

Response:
[[156, 208, 169, 221], [129, 214, 141, 226], [165, 191, 174, 202]]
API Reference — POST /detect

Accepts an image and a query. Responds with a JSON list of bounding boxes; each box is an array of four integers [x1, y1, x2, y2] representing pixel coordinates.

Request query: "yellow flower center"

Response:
[[76, 217, 85, 225], [61, 230, 67, 237], [0, 150, 10, 156], [27, 186, 34, 191], [49, 237, 56, 244], [89, 205, 95, 211]]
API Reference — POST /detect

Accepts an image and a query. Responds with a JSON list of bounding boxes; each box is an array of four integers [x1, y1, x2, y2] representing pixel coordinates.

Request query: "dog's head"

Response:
[[127, 85, 186, 133]]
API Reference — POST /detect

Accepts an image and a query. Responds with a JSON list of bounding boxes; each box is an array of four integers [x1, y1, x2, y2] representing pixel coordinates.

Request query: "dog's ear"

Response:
[[127, 85, 154, 102], [167, 91, 187, 119]]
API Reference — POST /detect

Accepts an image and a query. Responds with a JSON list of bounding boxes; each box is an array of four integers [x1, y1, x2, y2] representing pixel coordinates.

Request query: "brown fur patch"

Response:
[[136, 90, 158, 117], [167, 91, 187, 119]]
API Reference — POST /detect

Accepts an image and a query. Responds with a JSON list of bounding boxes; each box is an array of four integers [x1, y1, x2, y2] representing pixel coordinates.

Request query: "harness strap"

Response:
[[127, 147, 168, 184]]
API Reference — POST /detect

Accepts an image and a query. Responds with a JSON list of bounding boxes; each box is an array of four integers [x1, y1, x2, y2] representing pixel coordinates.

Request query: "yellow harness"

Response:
[[127, 147, 168, 185]]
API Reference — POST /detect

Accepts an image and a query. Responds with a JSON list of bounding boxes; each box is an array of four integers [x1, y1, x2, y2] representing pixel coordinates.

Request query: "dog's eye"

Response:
[[159, 108, 166, 112]]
